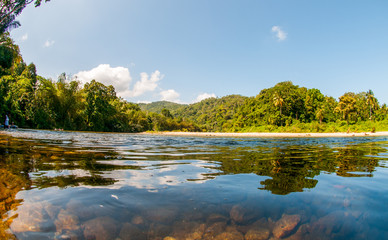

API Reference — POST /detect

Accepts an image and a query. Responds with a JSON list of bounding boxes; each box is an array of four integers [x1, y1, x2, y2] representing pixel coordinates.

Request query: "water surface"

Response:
[[1, 129, 388, 239]]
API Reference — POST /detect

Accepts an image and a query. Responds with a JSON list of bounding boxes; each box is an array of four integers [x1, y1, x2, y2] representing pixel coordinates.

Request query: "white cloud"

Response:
[[194, 93, 216, 103], [129, 70, 162, 97], [75, 64, 132, 97], [160, 89, 180, 102], [271, 26, 287, 41], [75, 64, 165, 100], [20, 34, 28, 42], [44, 39, 55, 47]]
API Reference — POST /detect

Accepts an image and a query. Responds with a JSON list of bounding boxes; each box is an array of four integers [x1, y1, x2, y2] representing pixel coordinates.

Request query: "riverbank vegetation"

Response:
[[1, 33, 387, 133]]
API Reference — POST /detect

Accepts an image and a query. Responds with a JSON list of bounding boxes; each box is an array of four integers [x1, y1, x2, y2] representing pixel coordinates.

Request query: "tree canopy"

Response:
[[0, 33, 387, 133], [0, 0, 51, 34]]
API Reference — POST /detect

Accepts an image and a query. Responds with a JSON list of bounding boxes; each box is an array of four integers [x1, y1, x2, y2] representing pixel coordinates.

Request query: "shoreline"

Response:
[[141, 131, 388, 138]]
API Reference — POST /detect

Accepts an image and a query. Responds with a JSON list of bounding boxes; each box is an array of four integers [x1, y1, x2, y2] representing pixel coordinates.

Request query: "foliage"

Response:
[[0, 34, 387, 133], [0, 0, 51, 34], [139, 101, 183, 114], [173, 95, 248, 132]]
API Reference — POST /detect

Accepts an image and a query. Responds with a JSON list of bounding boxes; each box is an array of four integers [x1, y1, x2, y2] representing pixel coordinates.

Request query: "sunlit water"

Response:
[[1, 129, 388, 239]]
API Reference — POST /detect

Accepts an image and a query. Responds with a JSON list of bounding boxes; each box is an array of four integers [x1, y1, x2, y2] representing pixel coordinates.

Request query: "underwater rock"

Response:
[[308, 211, 344, 236], [83, 216, 118, 240], [203, 221, 227, 239], [66, 199, 95, 220], [10, 202, 47, 233], [283, 223, 309, 240], [55, 209, 80, 233], [131, 215, 146, 225], [171, 221, 205, 240], [230, 205, 247, 223], [245, 228, 270, 240], [146, 208, 178, 224], [119, 222, 146, 240], [55, 229, 83, 240], [44, 202, 61, 220], [214, 226, 244, 240], [272, 214, 301, 238], [147, 223, 172, 240], [207, 213, 228, 224]]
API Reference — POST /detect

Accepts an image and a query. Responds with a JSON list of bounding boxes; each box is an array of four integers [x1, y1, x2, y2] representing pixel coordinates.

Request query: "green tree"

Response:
[[335, 93, 357, 124], [273, 91, 284, 116], [0, 33, 20, 76], [316, 108, 324, 124], [0, 0, 51, 34], [83, 80, 116, 131], [366, 89, 378, 120], [161, 108, 173, 119]]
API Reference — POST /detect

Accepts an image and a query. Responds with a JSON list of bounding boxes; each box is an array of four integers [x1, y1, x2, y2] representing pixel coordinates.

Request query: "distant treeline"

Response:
[[0, 34, 199, 132], [164, 81, 388, 132], [1, 33, 387, 133]]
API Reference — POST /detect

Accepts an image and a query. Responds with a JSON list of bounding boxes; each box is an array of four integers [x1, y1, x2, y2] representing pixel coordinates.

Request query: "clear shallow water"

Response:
[[1, 129, 388, 239]]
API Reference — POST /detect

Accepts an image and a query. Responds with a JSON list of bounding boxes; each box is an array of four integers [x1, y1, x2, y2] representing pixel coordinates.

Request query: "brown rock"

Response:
[[55, 229, 83, 240], [66, 199, 94, 220], [146, 208, 178, 224], [203, 222, 227, 239], [83, 216, 118, 240], [175, 221, 205, 240], [214, 230, 244, 240], [147, 223, 172, 240], [272, 214, 301, 238], [207, 213, 228, 224], [44, 202, 61, 220], [309, 211, 344, 236], [10, 202, 48, 233], [248, 218, 271, 231], [55, 209, 80, 233], [230, 205, 247, 223], [245, 228, 270, 240], [119, 222, 146, 240], [131, 215, 145, 225], [283, 223, 309, 240]]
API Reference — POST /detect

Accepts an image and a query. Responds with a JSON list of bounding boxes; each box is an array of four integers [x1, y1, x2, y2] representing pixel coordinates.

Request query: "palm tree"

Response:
[[335, 94, 356, 124], [316, 108, 324, 124], [273, 92, 284, 116], [366, 90, 377, 120]]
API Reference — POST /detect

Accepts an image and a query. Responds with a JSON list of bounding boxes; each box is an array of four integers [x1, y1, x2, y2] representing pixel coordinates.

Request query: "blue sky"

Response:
[[10, 0, 388, 104]]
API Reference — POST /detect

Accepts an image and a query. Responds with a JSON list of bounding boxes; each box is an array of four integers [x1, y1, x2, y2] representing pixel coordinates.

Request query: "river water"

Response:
[[1, 129, 388, 239]]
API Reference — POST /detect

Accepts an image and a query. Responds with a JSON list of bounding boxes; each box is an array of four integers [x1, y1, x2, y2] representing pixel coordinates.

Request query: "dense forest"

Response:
[[1, 32, 387, 133], [0, 33, 200, 132]]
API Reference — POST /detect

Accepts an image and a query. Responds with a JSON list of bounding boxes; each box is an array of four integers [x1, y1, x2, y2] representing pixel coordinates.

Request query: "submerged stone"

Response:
[[214, 228, 244, 240], [230, 205, 246, 223], [119, 222, 146, 240], [207, 213, 228, 224], [146, 208, 178, 224], [147, 223, 172, 240], [55, 209, 80, 233], [66, 199, 95, 220], [203, 221, 227, 239], [83, 216, 118, 240], [272, 214, 301, 238], [245, 228, 270, 240], [10, 202, 48, 233], [131, 215, 146, 225], [171, 221, 205, 240]]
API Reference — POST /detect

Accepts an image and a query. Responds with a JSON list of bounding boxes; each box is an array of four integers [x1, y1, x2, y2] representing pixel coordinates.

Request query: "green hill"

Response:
[[138, 101, 185, 114], [174, 95, 248, 132]]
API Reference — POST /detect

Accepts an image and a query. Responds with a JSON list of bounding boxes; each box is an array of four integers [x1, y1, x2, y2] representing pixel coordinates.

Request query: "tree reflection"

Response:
[[213, 141, 386, 195]]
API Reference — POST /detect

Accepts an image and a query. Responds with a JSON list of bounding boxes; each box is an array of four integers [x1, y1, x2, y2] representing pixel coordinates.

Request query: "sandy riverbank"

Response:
[[142, 131, 388, 138]]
